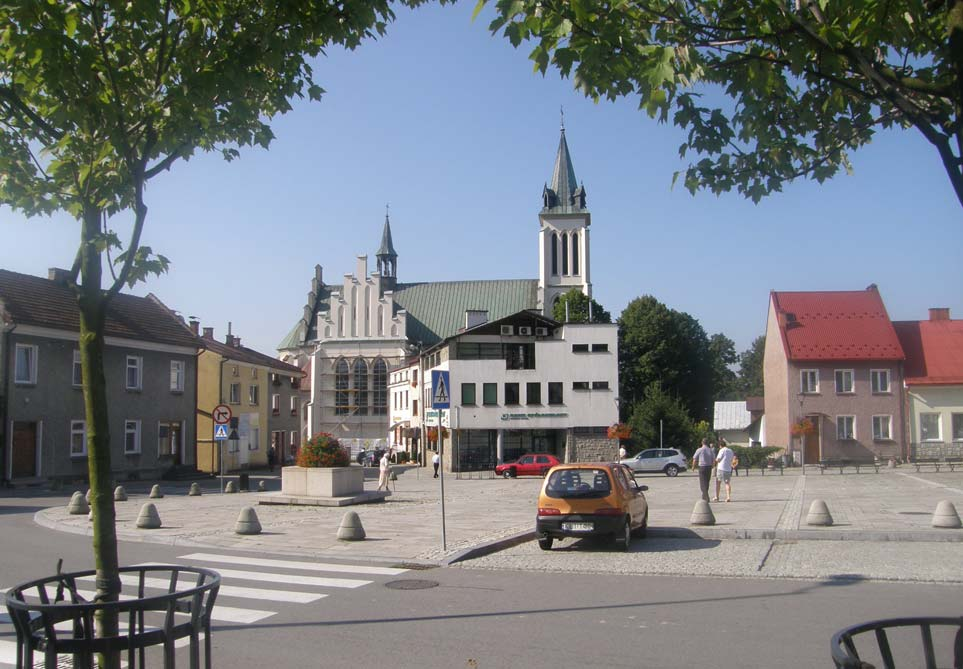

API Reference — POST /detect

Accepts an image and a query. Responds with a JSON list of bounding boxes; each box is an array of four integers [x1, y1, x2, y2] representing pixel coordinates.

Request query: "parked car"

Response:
[[620, 448, 688, 477], [536, 463, 648, 551], [495, 453, 560, 478], [357, 449, 386, 467]]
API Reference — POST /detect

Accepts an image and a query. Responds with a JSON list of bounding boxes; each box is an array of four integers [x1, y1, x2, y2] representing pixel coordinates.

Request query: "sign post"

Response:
[[431, 371, 450, 551], [212, 406, 232, 495]]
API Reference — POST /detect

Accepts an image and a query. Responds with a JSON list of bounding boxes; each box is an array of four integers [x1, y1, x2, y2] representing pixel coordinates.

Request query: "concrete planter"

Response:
[[281, 466, 364, 498]]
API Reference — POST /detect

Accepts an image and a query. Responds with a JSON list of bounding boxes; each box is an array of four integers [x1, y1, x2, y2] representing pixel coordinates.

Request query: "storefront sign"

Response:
[[500, 412, 568, 421]]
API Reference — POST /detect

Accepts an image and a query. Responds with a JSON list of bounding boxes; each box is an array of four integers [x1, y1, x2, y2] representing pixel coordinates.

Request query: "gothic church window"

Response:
[[551, 233, 559, 275], [561, 232, 569, 275], [353, 358, 368, 415], [373, 359, 388, 416], [335, 359, 349, 415], [572, 232, 579, 275]]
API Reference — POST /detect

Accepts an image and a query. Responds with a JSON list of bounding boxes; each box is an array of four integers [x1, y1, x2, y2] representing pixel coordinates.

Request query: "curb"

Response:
[[443, 530, 537, 566]]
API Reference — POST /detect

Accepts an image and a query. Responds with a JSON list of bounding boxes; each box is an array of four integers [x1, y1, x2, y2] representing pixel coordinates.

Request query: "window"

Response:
[[953, 414, 963, 442], [290, 396, 298, 416], [248, 385, 259, 405], [920, 413, 942, 441], [158, 421, 181, 457], [872, 415, 892, 441], [72, 350, 83, 387], [170, 360, 185, 392], [14, 344, 38, 384], [483, 383, 497, 406], [335, 359, 349, 415], [548, 382, 563, 405], [551, 232, 559, 275], [251, 367, 258, 379], [126, 356, 142, 390], [505, 344, 535, 370], [290, 431, 299, 450], [353, 359, 368, 416], [412, 399, 418, 416], [372, 359, 388, 416], [572, 231, 579, 274], [70, 420, 87, 456], [229, 383, 241, 404], [834, 369, 854, 394], [592, 381, 610, 390], [836, 415, 855, 440], [504, 383, 520, 405], [572, 344, 589, 353], [526, 382, 541, 405], [125, 420, 141, 454], [232, 365, 239, 377], [871, 369, 891, 394], [572, 381, 589, 390], [591, 343, 608, 352], [800, 369, 819, 394], [461, 383, 476, 406], [272, 394, 280, 415]]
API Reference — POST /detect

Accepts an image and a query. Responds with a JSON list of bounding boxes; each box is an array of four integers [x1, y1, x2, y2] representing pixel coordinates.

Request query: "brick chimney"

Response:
[[929, 308, 951, 321], [203, 327, 214, 339], [47, 268, 71, 285], [188, 318, 200, 335]]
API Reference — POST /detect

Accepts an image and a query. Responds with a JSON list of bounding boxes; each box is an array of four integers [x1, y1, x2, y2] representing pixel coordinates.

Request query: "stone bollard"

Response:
[[257, 480, 266, 492], [114, 486, 128, 502], [189, 482, 202, 496], [234, 506, 262, 535], [149, 484, 164, 499], [690, 500, 716, 526], [67, 491, 90, 515], [224, 481, 237, 494], [931, 500, 962, 529], [337, 511, 366, 541], [136, 503, 162, 529], [806, 499, 833, 526]]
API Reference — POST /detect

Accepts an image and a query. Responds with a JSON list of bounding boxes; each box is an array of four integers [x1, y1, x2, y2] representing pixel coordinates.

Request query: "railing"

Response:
[[831, 616, 963, 668], [5, 565, 220, 669]]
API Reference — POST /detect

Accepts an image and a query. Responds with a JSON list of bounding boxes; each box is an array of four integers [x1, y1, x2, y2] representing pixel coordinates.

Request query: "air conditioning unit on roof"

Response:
[[534, 327, 549, 337], [518, 326, 533, 336], [500, 325, 514, 336]]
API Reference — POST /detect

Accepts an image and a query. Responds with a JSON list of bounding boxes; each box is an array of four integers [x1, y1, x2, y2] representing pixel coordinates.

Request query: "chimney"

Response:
[[188, 318, 200, 335], [47, 268, 71, 285], [465, 310, 489, 329], [929, 308, 950, 322], [203, 327, 214, 339], [234, 337, 241, 348], [225, 334, 234, 346]]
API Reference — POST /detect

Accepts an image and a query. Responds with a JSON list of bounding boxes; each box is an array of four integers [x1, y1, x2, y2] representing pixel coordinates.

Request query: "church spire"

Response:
[[376, 206, 398, 287], [542, 123, 587, 212]]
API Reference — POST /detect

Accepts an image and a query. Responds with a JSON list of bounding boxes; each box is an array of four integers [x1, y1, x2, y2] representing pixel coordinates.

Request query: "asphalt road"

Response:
[[3, 490, 962, 668]]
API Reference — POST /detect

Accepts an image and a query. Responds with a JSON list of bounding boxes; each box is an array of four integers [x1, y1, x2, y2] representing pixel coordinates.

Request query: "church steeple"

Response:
[[376, 207, 398, 289], [542, 119, 588, 213]]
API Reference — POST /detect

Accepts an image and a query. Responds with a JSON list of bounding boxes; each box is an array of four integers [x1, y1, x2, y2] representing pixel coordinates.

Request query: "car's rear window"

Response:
[[545, 469, 612, 499]]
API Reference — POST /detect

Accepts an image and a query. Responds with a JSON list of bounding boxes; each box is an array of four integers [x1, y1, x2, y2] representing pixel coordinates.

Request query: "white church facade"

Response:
[[278, 126, 617, 467]]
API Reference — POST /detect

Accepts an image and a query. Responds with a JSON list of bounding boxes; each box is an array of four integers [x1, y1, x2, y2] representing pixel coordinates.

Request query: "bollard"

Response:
[[257, 480, 266, 492], [67, 491, 90, 515], [234, 506, 262, 535], [136, 503, 162, 529], [114, 486, 128, 502], [689, 500, 716, 526], [149, 484, 164, 499], [931, 500, 962, 529], [337, 511, 366, 541], [224, 481, 237, 494], [806, 499, 833, 526], [189, 482, 202, 496], [88, 510, 93, 522]]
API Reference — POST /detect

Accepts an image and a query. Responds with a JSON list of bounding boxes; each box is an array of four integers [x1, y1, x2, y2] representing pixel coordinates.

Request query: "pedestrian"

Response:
[[618, 445, 627, 461], [692, 438, 714, 502], [267, 445, 276, 472], [377, 449, 392, 491], [714, 440, 735, 502], [432, 451, 440, 478]]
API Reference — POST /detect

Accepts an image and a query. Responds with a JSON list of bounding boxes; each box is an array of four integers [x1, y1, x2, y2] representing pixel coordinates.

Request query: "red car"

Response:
[[495, 453, 560, 478]]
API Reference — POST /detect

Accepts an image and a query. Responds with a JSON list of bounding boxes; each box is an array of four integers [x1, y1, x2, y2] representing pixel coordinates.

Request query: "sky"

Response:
[[2, 3, 961, 359]]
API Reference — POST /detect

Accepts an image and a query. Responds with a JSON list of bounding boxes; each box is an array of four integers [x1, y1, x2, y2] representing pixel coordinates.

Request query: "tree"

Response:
[[737, 335, 766, 397], [1, 1, 403, 662], [708, 332, 739, 400], [480, 0, 963, 208], [627, 382, 696, 454], [617, 295, 713, 421], [552, 288, 612, 323]]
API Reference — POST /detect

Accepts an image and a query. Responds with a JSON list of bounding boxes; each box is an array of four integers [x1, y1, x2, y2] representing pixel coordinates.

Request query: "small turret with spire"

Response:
[[376, 205, 398, 291], [542, 111, 588, 213]]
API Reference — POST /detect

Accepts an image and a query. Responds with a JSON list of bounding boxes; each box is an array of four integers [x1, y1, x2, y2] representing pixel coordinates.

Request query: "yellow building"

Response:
[[194, 323, 304, 473]]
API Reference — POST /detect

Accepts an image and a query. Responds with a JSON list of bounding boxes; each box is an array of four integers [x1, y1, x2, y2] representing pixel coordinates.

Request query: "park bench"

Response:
[[910, 457, 963, 473], [816, 458, 880, 474]]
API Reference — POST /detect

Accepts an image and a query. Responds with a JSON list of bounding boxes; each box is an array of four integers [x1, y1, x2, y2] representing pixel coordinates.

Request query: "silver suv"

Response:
[[619, 448, 688, 477]]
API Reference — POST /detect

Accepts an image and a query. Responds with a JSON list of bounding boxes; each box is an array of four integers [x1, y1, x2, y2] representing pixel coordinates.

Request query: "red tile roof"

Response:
[[201, 335, 303, 375], [0, 269, 199, 349], [771, 287, 904, 361], [893, 318, 963, 385]]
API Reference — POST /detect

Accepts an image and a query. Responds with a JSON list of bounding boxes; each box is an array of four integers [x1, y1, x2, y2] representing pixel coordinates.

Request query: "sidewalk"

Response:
[[33, 466, 963, 566]]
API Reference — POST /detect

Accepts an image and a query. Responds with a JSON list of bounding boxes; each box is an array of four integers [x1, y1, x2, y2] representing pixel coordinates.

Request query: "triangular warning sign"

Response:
[[434, 374, 449, 405], [214, 424, 228, 439]]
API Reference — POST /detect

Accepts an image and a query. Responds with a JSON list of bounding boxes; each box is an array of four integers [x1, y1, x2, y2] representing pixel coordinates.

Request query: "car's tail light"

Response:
[[538, 507, 561, 515], [594, 507, 622, 516]]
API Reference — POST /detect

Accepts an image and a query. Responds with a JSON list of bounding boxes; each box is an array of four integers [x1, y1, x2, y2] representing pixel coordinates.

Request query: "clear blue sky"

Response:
[[3, 3, 961, 358]]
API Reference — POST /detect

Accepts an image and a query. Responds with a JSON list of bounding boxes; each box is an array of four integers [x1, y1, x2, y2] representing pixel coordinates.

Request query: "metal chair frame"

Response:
[[831, 616, 963, 669]]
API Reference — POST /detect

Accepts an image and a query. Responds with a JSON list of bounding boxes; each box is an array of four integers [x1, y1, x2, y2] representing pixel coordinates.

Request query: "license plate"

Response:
[[561, 522, 593, 532]]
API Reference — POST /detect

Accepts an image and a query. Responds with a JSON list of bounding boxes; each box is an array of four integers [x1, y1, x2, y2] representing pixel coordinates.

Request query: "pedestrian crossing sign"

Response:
[[431, 370, 450, 409], [214, 424, 229, 440]]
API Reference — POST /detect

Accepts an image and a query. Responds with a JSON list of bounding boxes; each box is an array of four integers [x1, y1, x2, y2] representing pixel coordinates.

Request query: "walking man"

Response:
[[714, 440, 735, 502], [432, 451, 440, 478], [692, 438, 714, 502], [377, 449, 392, 491]]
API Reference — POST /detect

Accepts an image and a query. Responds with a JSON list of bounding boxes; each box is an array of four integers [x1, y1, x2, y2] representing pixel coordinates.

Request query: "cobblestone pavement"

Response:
[[33, 466, 963, 581]]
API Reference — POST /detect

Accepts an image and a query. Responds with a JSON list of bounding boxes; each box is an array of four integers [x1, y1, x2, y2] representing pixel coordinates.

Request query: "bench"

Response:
[[911, 457, 963, 473], [816, 458, 880, 474]]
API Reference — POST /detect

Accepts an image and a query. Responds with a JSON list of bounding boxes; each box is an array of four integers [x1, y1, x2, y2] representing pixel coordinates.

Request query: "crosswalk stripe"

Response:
[[178, 552, 408, 576], [70, 590, 275, 625], [131, 564, 370, 589], [70, 574, 325, 605]]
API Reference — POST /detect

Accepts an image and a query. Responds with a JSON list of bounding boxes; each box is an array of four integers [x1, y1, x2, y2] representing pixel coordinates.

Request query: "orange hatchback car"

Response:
[[536, 463, 648, 551]]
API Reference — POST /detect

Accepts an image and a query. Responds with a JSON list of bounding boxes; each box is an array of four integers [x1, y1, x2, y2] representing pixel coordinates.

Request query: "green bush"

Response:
[[295, 433, 350, 468], [731, 445, 781, 468]]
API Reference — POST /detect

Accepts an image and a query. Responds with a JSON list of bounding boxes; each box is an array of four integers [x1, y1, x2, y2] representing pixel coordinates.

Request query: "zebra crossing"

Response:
[[0, 552, 409, 666]]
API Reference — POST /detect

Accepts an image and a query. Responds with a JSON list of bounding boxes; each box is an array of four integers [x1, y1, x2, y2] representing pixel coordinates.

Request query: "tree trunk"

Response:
[[79, 204, 122, 669]]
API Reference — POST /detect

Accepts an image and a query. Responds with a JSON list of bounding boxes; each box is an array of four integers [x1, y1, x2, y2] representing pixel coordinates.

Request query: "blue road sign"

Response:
[[214, 424, 229, 441], [431, 370, 450, 409]]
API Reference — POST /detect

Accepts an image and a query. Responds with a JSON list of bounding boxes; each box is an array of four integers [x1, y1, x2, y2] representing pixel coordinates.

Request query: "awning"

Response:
[[389, 420, 410, 431]]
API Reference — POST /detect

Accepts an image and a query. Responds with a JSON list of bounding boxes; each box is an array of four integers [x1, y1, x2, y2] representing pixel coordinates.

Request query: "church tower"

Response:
[[376, 210, 398, 292], [537, 122, 591, 317]]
